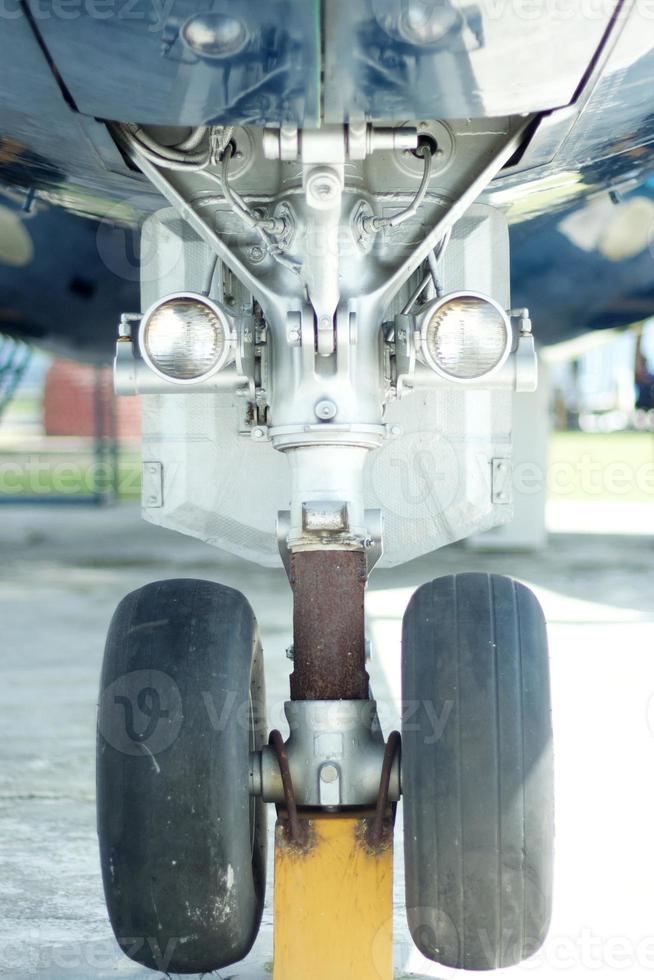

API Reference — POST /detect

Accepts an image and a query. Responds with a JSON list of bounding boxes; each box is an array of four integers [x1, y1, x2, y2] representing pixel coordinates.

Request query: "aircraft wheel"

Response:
[[97, 578, 266, 974], [401, 572, 553, 970]]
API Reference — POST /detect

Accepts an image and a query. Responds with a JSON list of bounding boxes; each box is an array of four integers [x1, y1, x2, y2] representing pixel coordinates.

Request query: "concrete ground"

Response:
[[1, 503, 654, 978]]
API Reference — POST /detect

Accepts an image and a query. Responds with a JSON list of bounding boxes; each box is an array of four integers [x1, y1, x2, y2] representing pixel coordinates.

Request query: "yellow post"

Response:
[[273, 810, 393, 980]]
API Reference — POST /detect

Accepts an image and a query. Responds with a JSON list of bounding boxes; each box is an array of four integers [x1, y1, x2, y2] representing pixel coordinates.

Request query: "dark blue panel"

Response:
[[511, 182, 654, 346], [0, 12, 156, 215], [29, 0, 320, 126], [0, 199, 138, 361]]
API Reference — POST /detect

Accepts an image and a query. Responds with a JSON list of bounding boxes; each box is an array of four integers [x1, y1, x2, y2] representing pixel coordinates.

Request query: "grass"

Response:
[[0, 451, 141, 500], [548, 431, 654, 503]]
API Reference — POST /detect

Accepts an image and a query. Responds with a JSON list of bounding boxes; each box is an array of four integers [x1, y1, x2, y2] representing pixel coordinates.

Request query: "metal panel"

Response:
[[491, 2, 654, 219], [29, 0, 321, 126], [0, 13, 154, 215], [323, 0, 617, 121], [139, 203, 514, 568]]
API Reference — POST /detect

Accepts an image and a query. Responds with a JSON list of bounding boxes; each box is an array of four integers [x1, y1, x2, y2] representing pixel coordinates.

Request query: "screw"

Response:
[[314, 399, 337, 421], [249, 245, 265, 263], [251, 427, 265, 440]]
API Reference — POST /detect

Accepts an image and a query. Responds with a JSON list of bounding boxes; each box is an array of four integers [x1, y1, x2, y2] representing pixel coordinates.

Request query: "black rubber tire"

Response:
[[97, 578, 266, 975], [402, 572, 553, 971]]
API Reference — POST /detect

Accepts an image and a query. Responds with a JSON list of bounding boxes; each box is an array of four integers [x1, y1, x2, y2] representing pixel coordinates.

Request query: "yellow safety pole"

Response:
[[273, 809, 393, 980]]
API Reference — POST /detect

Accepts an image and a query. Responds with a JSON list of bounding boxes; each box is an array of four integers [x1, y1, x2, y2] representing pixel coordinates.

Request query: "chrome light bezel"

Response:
[[418, 290, 512, 383], [138, 291, 233, 385]]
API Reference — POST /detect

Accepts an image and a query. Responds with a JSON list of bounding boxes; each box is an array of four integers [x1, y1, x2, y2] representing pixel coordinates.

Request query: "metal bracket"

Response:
[[277, 507, 383, 579], [364, 509, 383, 574], [251, 700, 401, 807], [276, 510, 292, 579], [142, 461, 163, 508], [491, 458, 512, 505]]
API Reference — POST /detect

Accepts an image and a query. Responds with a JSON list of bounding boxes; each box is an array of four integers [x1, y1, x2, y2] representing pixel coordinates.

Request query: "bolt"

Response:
[[315, 180, 335, 199], [307, 171, 340, 209], [249, 245, 265, 263], [390, 424, 402, 437], [314, 399, 337, 421], [288, 328, 300, 345], [251, 427, 265, 440], [320, 764, 339, 784]]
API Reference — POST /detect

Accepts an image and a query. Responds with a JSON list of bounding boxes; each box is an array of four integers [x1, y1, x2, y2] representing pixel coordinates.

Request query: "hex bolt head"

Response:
[[251, 427, 266, 440], [314, 399, 337, 421], [249, 245, 265, 263]]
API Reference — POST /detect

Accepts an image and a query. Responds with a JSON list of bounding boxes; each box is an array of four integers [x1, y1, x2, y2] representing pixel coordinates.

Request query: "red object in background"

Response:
[[43, 360, 140, 439]]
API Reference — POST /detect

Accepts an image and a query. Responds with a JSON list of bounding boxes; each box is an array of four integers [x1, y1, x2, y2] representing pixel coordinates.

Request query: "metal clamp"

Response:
[[250, 700, 401, 808]]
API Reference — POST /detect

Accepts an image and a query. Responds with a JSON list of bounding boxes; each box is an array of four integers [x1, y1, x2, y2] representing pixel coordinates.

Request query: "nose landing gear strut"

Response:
[[268, 548, 398, 980]]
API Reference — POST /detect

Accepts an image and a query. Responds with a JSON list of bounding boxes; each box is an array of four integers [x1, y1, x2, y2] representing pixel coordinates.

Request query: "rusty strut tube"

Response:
[[290, 550, 369, 700]]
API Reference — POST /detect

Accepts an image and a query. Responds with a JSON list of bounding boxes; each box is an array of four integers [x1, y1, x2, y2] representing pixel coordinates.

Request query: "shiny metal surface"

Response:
[[491, 1, 654, 218], [27, 0, 321, 126], [324, 0, 617, 121], [0, 3, 652, 228], [252, 700, 401, 807]]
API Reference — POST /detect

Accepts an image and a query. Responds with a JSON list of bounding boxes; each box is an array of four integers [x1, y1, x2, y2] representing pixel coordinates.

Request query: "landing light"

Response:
[[419, 291, 512, 382], [139, 293, 230, 383]]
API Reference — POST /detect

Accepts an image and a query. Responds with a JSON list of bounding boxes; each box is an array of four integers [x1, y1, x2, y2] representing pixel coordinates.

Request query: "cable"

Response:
[[201, 146, 301, 277], [427, 227, 451, 298], [219, 143, 284, 235], [364, 143, 433, 233], [115, 124, 233, 172], [401, 228, 451, 315], [114, 124, 212, 172], [201, 255, 218, 296], [173, 127, 209, 152]]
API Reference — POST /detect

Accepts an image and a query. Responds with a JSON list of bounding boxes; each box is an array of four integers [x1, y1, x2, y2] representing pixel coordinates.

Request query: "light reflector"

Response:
[[140, 294, 228, 382], [421, 292, 511, 381]]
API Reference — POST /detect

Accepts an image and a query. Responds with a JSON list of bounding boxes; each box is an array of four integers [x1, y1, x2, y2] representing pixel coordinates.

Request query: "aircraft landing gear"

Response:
[[98, 119, 553, 975]]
